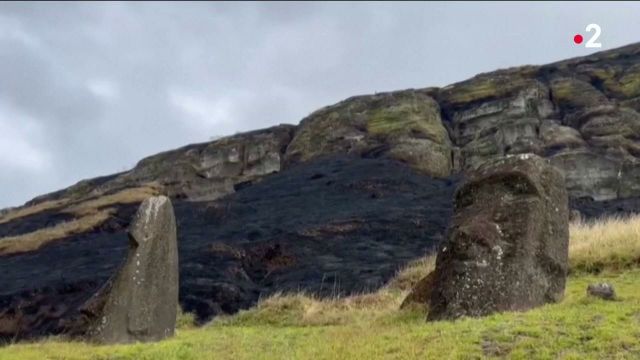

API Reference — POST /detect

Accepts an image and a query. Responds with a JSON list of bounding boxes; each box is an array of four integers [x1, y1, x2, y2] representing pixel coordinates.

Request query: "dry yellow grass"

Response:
[[0, 199, 68, 225], [63, 183, 161, 216], [0, 183, 161, 223], [569, 214, 640, 272], [220, 255, 437, 327], [0, 184, 162, 256], [0, 209, 115, 256], [385, 254, 437, 292]]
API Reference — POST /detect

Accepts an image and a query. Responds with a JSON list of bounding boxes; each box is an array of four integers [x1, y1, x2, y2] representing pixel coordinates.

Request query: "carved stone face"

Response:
[[451, 171, 544, 269], [428, 155, 569, 321]]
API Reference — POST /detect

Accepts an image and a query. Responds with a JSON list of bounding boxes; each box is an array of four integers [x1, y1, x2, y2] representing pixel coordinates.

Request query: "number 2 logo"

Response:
[[585, 24, 602, 48]]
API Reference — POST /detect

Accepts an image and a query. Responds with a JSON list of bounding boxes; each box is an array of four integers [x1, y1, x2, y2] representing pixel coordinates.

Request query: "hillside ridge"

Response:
[[10, 41, 640, 212]]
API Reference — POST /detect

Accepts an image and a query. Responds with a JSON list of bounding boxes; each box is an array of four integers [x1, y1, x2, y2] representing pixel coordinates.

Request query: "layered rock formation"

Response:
[[428, 154, 569, 321], [23, 43, 640, 208], [284, 90, 453, 177], [27, 125, 295, 205]]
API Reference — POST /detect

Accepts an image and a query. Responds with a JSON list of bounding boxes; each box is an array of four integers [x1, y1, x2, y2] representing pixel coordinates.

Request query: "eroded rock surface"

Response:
[[27, 125, 296, 206], [284, 90, 453, 177], [428, 154, 569, 321], [20, 42, 640, 212]]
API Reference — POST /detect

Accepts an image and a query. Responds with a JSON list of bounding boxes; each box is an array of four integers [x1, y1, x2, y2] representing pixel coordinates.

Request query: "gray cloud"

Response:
[[1, 1, 639, 207]]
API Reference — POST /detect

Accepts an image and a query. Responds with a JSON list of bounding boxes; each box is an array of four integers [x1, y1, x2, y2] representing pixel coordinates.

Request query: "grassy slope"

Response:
[[1, 216, 640, 360], [0, 184, 161, 256]]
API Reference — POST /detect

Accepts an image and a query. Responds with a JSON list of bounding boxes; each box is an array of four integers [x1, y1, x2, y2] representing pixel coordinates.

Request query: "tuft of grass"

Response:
[[176, 308, 197, 330], [0, 209, 115, 256], [218, 289, 406, 328], [219, 254, 437, 328], [385, 254, 437, 292]]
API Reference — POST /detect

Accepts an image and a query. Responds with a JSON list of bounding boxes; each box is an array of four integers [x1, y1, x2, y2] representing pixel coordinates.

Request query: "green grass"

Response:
[[366, 103, 447, 144], [1, 270, 638, 360]]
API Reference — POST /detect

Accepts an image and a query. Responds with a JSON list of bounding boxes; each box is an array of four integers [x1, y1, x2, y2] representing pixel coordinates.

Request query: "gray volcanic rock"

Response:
[[75, 196, 179, 344], [441, 76, 554, 170], [284, 90, 453, 178], [20, 42, 640, 210], [26, 125, 296, 205], [279, 43, 640, 201], [431, 43, 640, 201], [428, 154, 569, 321], [586, 283, 616, 300]]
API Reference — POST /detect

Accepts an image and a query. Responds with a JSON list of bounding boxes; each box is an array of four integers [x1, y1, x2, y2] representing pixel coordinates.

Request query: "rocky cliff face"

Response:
[[27, 125, 296, 206], [26, 42, 640, 207], [285, 43, 640, 201]]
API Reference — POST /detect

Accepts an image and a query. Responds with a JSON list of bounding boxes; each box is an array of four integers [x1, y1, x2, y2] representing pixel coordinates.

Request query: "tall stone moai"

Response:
[[74, 196, 179, 344]]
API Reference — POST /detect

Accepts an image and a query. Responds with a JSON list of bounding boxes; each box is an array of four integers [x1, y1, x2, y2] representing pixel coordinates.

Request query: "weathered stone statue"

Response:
[[428, 154, 569, 321], [66, 196, 179, 343]]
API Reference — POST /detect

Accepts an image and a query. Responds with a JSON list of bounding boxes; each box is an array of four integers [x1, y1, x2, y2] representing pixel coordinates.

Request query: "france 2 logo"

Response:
[[573, 24, 602, 48]]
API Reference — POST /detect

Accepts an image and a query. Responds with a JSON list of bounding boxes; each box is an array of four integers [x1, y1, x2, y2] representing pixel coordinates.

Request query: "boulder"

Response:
[[587, 283, 616, 300], [69, 196, 179, 344], [428, 154, 569, 321]]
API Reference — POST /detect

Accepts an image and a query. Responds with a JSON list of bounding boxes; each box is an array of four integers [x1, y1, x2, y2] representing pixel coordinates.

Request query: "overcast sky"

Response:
[[1, 2, 639, 208]]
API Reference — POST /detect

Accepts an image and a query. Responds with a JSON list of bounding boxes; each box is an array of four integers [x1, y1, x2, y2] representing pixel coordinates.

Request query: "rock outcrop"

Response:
[[19, 42, 640, 212], [284, 42, 640, 201], [428, 154, 569, 321], [434, 44, 640, 201], [284, 90, 453, 178], [27, 125, 296, 205], [66, 196, 179, 344], [586, 283, 616, 300]]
